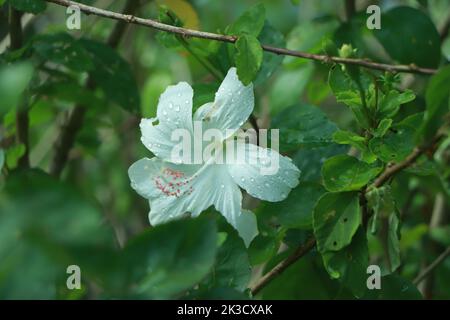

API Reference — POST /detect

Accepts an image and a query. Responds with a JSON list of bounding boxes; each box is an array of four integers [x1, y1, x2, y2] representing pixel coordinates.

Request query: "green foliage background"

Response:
[[0, 0, 449, 300]]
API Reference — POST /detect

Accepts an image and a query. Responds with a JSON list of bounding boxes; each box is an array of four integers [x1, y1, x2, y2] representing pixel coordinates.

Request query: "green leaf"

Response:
[[373, 6, 441, 68], [10, 0, 46, 14], [5, 143, 25, 169], [271, 104, 338, 152], [204, 233, 251, 291], [269, 63, 314, 114], [328, 65, 371, 128], [234, 34, 263, 85], [0, 148, 4, 170], [421, 65, 450, 139], [377, 89, 415, 119], [332, 130, 376, 163], [369, 126, 415, 163], [254, 21, 285, 85], [0, 170, 116, 299], [33, 33, 94, 73], [79, 39, 140, 113], [322, 155, 382, 192], [292, 143, 348, 182], [387, 212, 401, 272], [313, 192, 361, 252], [259, 181, 325, 229], [322, 228, 369, 298], [373, 118, 392, 138], [364, 275, 422, 300], [0, 62, 33, 115], [228, 3, 265, 37], [123, 217, 217, 299], [260, 253, 340, 299]]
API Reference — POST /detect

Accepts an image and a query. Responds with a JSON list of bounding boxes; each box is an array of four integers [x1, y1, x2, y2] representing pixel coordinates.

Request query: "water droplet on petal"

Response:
[[169, 103, 173, 109], [175, 106, 180, 111], [220, 184, 225, 188]]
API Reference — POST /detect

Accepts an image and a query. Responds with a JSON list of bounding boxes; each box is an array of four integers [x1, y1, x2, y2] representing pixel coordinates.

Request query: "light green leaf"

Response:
[[0, 62, 33, 115], [234, 34, 263, 85], [373, 118, 393, 138], [5, 144, 25, 169], [378, 90, 415, 119], [332, 130, 376, 163], [322, 155, 382, 192], [313, 192, 361, 252]]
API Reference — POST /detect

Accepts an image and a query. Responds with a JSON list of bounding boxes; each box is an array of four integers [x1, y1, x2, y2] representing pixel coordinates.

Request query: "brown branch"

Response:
[[250, 237, 316, 296], [371, 133, 445, 188], [49, 0, 140, 177], [413, 246, 450, 286], [44, 0, 437, 75], [9, 6, 30, 169], [250, 130, 446, 295]]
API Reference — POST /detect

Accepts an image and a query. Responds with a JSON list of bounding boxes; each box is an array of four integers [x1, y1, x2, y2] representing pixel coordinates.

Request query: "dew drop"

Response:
[[220, 184, 225, 188], [169, 103, 173, 109], [175, 106, 180, 111]]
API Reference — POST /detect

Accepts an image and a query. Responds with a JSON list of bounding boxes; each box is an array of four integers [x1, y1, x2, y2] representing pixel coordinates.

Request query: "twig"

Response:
[[250, 238, 316, 296], [49, 0, 139, 177], [413, 246, 450, 286], [9, 6, 30, 169], [344, 0, 356, 22], [44, 0, 437, 75]]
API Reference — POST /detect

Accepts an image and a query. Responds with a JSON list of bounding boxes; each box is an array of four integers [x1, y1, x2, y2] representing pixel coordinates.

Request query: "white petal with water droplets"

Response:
[[194, 68, 254, 140], [141, 82, 193, 162], [227, 142, 301, 202]]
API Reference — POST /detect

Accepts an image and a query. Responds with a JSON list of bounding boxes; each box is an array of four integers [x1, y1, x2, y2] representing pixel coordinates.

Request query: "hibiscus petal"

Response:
[[227, 142, 301, 202], [195, 68, 254, 140], [140, 82, 193, 162], [129, 157, 257, 246]]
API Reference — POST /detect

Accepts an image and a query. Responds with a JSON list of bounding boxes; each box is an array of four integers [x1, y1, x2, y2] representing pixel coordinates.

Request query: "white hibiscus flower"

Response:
[[128, 67, 300, 246]]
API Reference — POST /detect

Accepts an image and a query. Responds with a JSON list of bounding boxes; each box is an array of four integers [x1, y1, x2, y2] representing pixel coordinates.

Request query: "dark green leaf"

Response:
[[271, 104, 338, 152], [374, 6, 441, 68], [79, 39, 140, 113], [421, 65, 450, 139], [10, 0, 46, 14], [259, 181, 325, 229], [123, 217, 217, 298]]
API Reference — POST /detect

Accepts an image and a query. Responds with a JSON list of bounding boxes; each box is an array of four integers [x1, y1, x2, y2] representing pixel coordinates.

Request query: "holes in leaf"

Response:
[[333, 241, 338, 247], [343, 217, 348, 223]]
